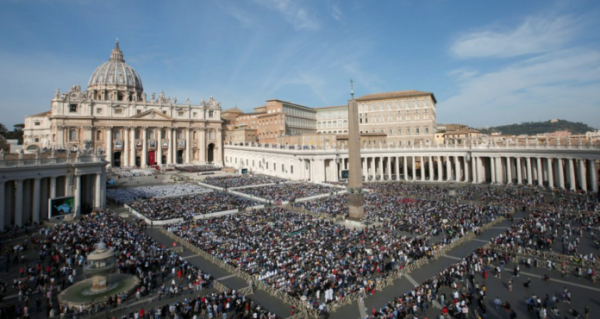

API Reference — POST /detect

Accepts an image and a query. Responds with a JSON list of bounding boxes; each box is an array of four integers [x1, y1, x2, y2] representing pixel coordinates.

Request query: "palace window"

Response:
[[416, 127, 420, 134], [209, 111, 214, 118], [115, 131, 121, 140], [115, 109, 122, 114], [34, 121, 40, 126], [406, 127, 411, 135], [69, 129, 77, 141], [425, 127, 429, 134], [137, 110, 141, 114], [178, 111, 184, 117], [69, 104, 77, 113], [209, 131, 214, 139], [135, 130, 140, 139], [193, 112, 197, 118], [398, 128, 402, 135], [96, 108, 103, 114]]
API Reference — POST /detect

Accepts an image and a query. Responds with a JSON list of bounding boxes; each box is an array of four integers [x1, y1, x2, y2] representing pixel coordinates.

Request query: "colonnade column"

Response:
[[74, 175, 81, 218], [590, 160, 598, 192], [95, 174, 102, 208], [568, 159, 576, 191], [491, 157, 497, 184], [395, 156, 400, 181], [50, 176, 57, 198], [200, 129, 206, 164], [420, 157, 425, 181], [547, 158, 554, 189], [557, 159, 565, 189], [403, 156, 408, 181], [526, 158, 533, 185], [437, 157, 443, 182], [15, 180, 23, 226], [446, 156, 451, 181], [412, 157, 416, 181], [428, 156, 434, 181], [464, 157, 470, 183], [141, 128, 147, 167], [32, 178, 41, 223], [123, 127, 129, 167], [454, 156, 460, 181], [106, 127, 113, 165], [516, 157, 522, 184], [362, 157, 367, 180], [471, 156, 477, 183], [186, 128, 191, 163], [506, 157, 512, 185], [579, 159, 588, 191], [370, 157, 375, 180], [386, 156, 392, 180], [130, 128, 136, 167], [0, 181, 5, 231], [536, 158, 543, 186]]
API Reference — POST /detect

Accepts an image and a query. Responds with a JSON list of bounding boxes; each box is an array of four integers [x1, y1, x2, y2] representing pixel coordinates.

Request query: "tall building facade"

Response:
[[356, 90, 437, 147], [23, 41, 223, 167]]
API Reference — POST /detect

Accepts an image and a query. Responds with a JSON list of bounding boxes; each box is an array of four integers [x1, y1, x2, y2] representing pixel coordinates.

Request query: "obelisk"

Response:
[[347, 80, 365, 220]]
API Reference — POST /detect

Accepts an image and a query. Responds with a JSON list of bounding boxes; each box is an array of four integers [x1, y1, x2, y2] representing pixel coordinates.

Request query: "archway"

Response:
[[207, 143, 215, 163], [135, 156, 141, 168], [176, 150, 184, 164], [113, 152, 122, 168]]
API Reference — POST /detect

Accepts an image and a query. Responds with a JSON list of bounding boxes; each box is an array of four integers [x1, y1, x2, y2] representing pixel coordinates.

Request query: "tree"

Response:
[[0, 123, 8, 137]]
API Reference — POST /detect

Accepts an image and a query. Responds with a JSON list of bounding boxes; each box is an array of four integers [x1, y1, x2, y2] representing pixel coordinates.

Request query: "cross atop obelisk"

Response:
[[347, 79, 365, 220]]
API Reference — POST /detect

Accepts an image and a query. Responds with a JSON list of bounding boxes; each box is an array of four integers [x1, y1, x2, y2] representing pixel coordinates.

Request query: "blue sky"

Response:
[[1, 0, 599, 129]]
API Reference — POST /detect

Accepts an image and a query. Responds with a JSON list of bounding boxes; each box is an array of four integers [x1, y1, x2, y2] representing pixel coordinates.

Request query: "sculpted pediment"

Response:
[[131, 110, 173, 120]]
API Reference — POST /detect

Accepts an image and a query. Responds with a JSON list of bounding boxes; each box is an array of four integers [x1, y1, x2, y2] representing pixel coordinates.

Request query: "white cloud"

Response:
[[331, 4, 342, 21], [451, 15, 581, 59], [253, 0, 319, 30], [440, 48, 600, 126]]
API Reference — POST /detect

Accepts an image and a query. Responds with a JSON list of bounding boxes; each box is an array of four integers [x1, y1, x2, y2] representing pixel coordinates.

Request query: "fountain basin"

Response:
[[58, 274, 140, 308]]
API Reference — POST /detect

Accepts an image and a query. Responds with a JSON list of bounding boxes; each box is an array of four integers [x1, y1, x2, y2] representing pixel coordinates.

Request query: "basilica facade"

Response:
[[23, 41, 223, 167]]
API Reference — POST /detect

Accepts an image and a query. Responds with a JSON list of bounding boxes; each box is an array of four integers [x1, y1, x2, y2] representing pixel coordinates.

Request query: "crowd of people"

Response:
[[111, 167, 156, 178], [202, 175, 285, 189], [238, 183, 335, 202], [107, 184, 211, 204], [165, 204, 501, 309], [0, 209, 216, 318], [130, 191, 259, 220], [175, 165, 221, 173]]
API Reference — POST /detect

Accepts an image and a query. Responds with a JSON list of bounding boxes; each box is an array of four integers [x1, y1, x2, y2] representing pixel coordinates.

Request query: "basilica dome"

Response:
[[87, 40, 143, 94]]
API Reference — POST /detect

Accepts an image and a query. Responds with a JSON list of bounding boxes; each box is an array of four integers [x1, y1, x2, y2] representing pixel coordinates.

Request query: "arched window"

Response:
[[69, 129, 77, 141]]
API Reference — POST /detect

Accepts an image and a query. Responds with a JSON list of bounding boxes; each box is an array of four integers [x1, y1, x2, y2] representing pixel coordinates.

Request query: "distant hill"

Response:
[[478, 120, 596, 136]]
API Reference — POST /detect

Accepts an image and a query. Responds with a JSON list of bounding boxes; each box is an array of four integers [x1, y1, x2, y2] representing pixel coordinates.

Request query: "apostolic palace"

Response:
[[0, 40, 598, 227]]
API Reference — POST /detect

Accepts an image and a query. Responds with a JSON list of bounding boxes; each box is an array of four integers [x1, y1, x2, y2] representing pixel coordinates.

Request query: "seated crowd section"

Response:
[[175, 165, 221, 173], [129, 191, 259, 220], [202, 175, 286, 189], [107, 184, 211, 204], [236, 182, 336, 202]]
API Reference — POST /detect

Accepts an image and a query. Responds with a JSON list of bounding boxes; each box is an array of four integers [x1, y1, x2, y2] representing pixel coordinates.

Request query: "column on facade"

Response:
[[446, 156, 451, 181], [157, 128, 163, 165], [167, 129, 174, 165], [106, 127, 113, 165], [199, 129, 206, 164], [377, 157, 383, 179], [74, 175, 81, 218], [0, 181, 5, 231], [186, 128, 191, 163], [123, 127, 129, 167], [579, 159, 588, 191], [15, 180, 23, 227], [454, 156, 461, 181], [557, 159, 565, 189], [536, 158, 543, 186], [590, 160, 598, 192], [129, 127, 136, 167], [141, 128, 147, 167], [516, 157, 522, 184], [547, 158, 554, 189], [370, 157, 376, 180], [411, 157, 416, 181], [32, 178, 41, 223], [568, 159, 576, 191]]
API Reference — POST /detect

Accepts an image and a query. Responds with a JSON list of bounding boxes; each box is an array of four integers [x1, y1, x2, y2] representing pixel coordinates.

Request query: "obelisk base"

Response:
[[348, 193, 365, 220]]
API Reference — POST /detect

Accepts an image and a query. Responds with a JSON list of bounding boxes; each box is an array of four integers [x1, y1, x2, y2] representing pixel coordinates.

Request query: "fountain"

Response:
[[58, 242, 140, 309]]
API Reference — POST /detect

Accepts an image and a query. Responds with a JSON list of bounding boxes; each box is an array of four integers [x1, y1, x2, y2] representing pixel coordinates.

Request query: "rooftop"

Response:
[[356, 90, 437, 103]]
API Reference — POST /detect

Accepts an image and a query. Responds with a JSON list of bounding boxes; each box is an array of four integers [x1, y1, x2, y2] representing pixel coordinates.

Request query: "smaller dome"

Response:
[[88, 40, 143, 92]]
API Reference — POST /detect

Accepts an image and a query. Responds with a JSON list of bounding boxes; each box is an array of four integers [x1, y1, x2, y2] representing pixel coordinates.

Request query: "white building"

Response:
[[23, 40, 223, 167]]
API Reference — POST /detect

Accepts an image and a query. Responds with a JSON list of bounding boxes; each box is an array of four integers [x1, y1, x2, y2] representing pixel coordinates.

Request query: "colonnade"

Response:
[[0, 154, 107, 229], [101, 126, 220, 168]]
